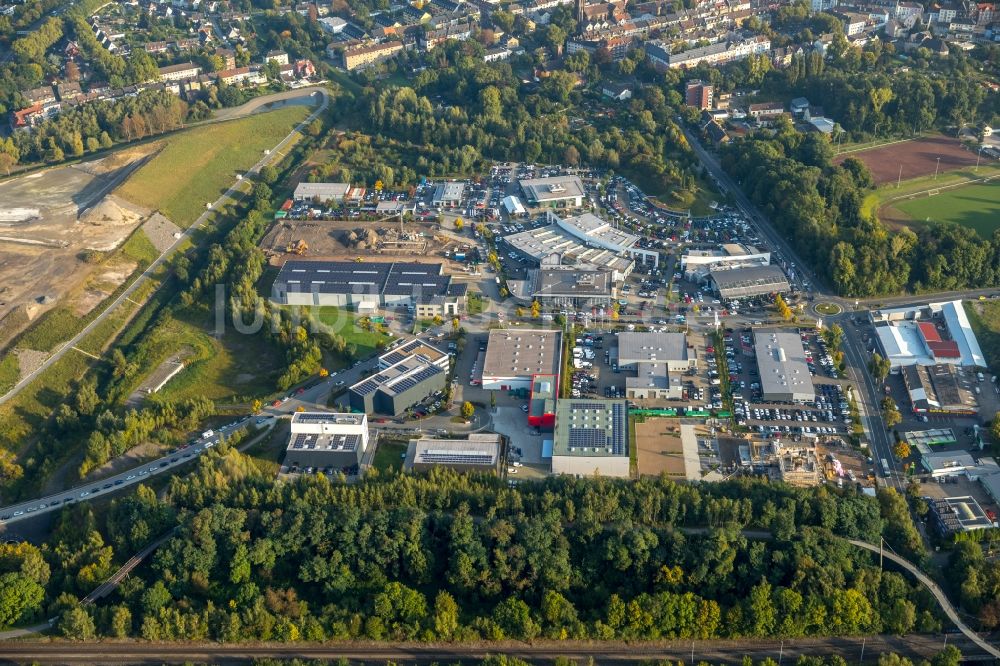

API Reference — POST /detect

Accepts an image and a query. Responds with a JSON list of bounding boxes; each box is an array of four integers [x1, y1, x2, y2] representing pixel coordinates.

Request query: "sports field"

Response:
[[893, 180, 1000, 238], [116, 106, 309, 227], [834, 135, 979, 185]]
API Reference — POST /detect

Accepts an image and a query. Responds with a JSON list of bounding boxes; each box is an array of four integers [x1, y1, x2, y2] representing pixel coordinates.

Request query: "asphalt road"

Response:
[[0, 419, 257, 528], [0, 634, 988, 665], [0, 87, 330, 409]]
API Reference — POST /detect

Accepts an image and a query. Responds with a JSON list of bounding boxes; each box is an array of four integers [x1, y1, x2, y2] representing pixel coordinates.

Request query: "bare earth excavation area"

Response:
[[0, 147, 158, 348]]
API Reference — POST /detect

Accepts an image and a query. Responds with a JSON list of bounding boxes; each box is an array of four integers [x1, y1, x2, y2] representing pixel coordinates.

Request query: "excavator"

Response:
[[285, 239, 308, 255]]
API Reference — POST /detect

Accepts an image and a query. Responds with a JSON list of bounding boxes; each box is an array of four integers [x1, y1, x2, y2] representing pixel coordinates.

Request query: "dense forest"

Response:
[[0, 445, 949, 641], [719, 121, 1000, 296]]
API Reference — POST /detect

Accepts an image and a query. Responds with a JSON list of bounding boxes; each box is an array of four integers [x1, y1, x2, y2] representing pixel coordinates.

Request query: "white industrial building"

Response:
[[432, 181, 466, 207], [681, 243, 771, 281], [550, 399, 630, 478], [754, 328, 814, 403], [503, 211, 658, 280], [293, 182, 351, 202], [479, 328, 562, 391], [284, 411, 369, 470], [871, 300, 986, 368], [519, 175, 586, 208]]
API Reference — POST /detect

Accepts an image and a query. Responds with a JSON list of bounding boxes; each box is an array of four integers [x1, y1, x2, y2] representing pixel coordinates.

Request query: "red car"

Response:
[[296, 387, 305, 395], [272, 400, 281, 407]]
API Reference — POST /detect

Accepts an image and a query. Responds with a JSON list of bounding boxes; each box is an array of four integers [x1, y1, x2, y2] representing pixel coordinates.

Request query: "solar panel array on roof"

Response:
[[273, 260, 454, 300], [387, 364, 442, 395], [417, 451, 496, 465], [611, 402, 626, 455], [567, 427, 608, 449], [352, 378, 382, 396]]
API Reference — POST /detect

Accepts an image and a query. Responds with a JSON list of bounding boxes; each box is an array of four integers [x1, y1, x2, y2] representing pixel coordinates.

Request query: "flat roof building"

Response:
[[681, 243, 771, 281], [527, 267, 615, 308], [928, 496, 995, 535], [379, 337, 449, 371], [917, 444, 978, 477], [871, 300, 986, 368], [710, 264, 790, 299], [519, 175, 586, 208], [503, 210, 658, 279], [432, 181, 465, 207], [901, 364, 977, 414], [528, 373, 558, 431], [293, 182, 351, 202], [270, 260, 466, 315], [619, 332, 697, 401], [754, 328, 814, 403], [404, 433, 502, 473], [551, 399, 630, 478], [283, 411, 369, 472], [480, 328, 561, 391]]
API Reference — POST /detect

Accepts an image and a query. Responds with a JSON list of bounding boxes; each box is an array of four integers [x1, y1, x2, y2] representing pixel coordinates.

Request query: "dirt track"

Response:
[[834, 135, 978, 185]]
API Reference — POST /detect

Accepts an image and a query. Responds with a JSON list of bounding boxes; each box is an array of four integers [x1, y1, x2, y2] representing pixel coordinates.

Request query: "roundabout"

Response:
[[814, 302, 843, 316]]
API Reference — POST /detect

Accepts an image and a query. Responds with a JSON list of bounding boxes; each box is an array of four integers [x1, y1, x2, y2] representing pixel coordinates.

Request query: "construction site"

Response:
[[0, 146, 159, 351], [259, 214, 476, 273]]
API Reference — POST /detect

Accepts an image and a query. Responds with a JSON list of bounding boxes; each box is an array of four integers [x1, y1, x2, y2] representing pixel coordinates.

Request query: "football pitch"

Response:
[[892, 180, 1000, 238]]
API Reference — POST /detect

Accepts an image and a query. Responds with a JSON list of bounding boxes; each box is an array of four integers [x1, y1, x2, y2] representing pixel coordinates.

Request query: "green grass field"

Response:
[[116, 106, 309, 227], [372, 440, 406, 472], [151, 307, 286, 403], [965, 300, 1000, 373], [308, 306, 391, 359], [894, 180, 1000, 238]]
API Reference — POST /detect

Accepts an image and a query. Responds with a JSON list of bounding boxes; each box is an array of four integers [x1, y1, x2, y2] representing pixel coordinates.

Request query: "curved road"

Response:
[[849, 540, 1000, 658], [0, 86, 330, 409]]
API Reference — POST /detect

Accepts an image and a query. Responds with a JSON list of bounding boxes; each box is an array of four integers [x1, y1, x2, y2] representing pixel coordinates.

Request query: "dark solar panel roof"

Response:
[[274, 260, 454, 300]]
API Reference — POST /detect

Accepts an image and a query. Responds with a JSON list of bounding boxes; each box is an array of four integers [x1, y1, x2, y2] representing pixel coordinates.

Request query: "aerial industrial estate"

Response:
[[0, 0, 999, 656]]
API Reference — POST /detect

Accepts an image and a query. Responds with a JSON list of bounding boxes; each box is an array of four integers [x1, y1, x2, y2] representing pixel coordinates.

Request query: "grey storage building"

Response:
[[753, 328, 814, 403], [348, 359, 447, 416], [404, 433, 502, 474], [709, 264, 790, 299], [270, 260, 465, 313]]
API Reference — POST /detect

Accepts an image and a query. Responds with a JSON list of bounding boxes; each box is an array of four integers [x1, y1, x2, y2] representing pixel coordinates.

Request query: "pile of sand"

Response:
[[79, 195, 145, 228]]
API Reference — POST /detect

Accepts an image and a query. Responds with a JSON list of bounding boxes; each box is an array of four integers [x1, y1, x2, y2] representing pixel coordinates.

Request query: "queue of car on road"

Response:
[[0, 418, 254, 525]]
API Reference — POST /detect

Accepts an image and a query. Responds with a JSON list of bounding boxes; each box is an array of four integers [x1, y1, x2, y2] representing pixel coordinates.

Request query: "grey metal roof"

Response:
[[753, 328, 814, 400], [617, 332, 688, 364]]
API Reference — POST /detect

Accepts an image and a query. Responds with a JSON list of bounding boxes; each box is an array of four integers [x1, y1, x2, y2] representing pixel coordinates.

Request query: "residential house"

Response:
[[685, 79, 713, 109], [601, 81, 633, 100], [748, 101, 785, 119], [159, 62, 202, 81], [341, 40, 404, 70], [266, 49, 290, 65]]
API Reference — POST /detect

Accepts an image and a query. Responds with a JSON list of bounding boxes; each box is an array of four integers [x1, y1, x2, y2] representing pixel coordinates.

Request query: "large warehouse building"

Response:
[[503, 211, 658, 280], [550, 399, 630, 478], [871, 300, 986, 368], [404, 433, 502, 474], [618, 332, 697, 400], [524, 267, 615, 309], [709, 264, 790, 299], [270, 260, 466, 315], [283, 412, 369, 471], [681, 243, 771, 281], [519, 175, 586, 208], [754, 328, 814, 403], [480, 328, 562, 391]]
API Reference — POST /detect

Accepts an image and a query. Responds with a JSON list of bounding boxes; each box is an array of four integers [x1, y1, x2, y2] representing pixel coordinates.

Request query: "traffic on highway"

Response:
[[0, 418, 256, 527]]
